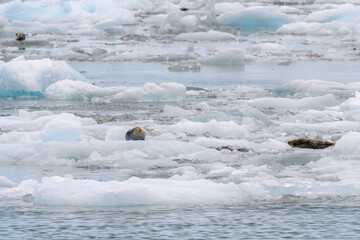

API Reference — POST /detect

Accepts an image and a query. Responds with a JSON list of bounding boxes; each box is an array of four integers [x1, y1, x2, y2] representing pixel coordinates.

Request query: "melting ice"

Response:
[[0, 0, 359, 209]]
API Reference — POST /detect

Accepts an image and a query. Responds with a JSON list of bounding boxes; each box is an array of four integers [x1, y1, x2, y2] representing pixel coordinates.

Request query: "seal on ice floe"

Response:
[[287, 136, 335, 149], [16, 33, 26, 41], [125, 126, 146, 141]]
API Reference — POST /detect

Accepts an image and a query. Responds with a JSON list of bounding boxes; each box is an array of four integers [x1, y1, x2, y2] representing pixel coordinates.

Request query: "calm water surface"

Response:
[[1, 201, 359, 239]]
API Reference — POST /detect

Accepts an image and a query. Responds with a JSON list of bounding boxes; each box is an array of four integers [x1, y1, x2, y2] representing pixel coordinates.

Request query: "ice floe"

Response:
[[0, 0, 360, 209], [175, 30, 236, 42], [0, 57, 85, 97], [217, 6, 295, 32]]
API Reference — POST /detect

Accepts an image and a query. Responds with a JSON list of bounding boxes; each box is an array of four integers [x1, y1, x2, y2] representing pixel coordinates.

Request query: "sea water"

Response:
[[0, 202, 359, 239]]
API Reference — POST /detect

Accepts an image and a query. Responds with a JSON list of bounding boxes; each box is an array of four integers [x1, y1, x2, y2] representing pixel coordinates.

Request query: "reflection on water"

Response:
[[69, 61, 360, 89]]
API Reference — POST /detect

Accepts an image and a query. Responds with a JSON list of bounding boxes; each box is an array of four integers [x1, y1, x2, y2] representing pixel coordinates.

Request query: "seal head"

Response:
[[16, 33, 26, 41], [125, 126, 146, 141]]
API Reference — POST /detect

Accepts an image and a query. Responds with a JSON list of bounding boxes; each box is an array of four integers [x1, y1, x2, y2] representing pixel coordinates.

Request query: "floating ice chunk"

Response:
[[0, 178, 36, 201], [245, 94, 338, 110], [218, 6, 295, 33], [229, 104, 272, 127], [158, 11, 201, 34], [340, 92, 360, 111], [105, 126, 128, 142], [306, 4, 360, 23], [201, 49, 244, 66], [278, 21, 353, 35], [279, 6, 304, 15], [57, 50, 91, 61], [0, 57, 85, 97], [215, 2, 244, 14], [180, 15, 198, 29], [143, 13, 167, 23], [46, 79, 121, 100], [234, 86, 266, 97], [0, 176, 17, 188], [0, 0, 142, 27], [0, 131, 40, 144], [175, 30, 236, 42], [333, 132, 360, 155], [273, 79, 360, 98], [32, 176, 245, 206], [46, 81, 186, 102], [195, 102, 212, 111], [170, 119, 248, 138], [0, 16, 8, 28], [40, 114, 82, 142], [9, 55, 25, 62], [113, 82, 186, 102]]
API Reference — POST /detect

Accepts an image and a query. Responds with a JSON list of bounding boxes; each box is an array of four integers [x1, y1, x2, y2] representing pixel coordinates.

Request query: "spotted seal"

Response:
[[16, 33, 26, 41], [125, 126, 146, 141], [288, 136, 335, 149]]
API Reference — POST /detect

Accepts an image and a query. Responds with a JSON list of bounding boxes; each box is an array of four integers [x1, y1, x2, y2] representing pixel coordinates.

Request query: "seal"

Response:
[[125, 126, 146, 141], [16, 33, 26, 41], [288, 136, 335, 149]]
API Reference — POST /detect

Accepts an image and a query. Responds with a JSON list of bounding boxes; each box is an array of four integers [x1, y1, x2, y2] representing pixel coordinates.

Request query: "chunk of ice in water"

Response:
[[0, 57, 85, 97], [40, 114, 82, 142], [217, 6, 295, 33]]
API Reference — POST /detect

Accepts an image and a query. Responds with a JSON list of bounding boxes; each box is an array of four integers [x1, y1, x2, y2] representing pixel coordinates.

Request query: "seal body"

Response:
[[288, 136, 335, 149], [16, 33, 26, 41], [125, 127, 146, 141], [180, 7, 189, 11]]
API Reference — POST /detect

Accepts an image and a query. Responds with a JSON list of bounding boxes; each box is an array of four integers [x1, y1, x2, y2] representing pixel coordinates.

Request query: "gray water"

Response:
[[70, 61, 360, 89], [1, 201, 359, 240]]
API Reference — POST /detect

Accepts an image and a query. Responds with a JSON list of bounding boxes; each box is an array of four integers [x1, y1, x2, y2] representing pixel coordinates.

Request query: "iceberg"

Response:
[[46, 80, 186, 102], [244, 94, 338, 111], [40, 114, 82, 142], [45, 79, 121, 100], [170, 119, 248, 138], [217, 6, 295, 33], [306, 4, 360, 23], [0, 0, 151, 33], [0, 57, 85, 97], [175, 30, 236, 42], [30, 176, 244, 206], [273, 79, 360, 98], [112, 82, 186, 102]]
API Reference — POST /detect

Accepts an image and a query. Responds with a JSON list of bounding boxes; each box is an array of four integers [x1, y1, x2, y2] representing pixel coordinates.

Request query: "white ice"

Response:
[[0, 57, 85, 97], [0, 0, 360, 207]]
